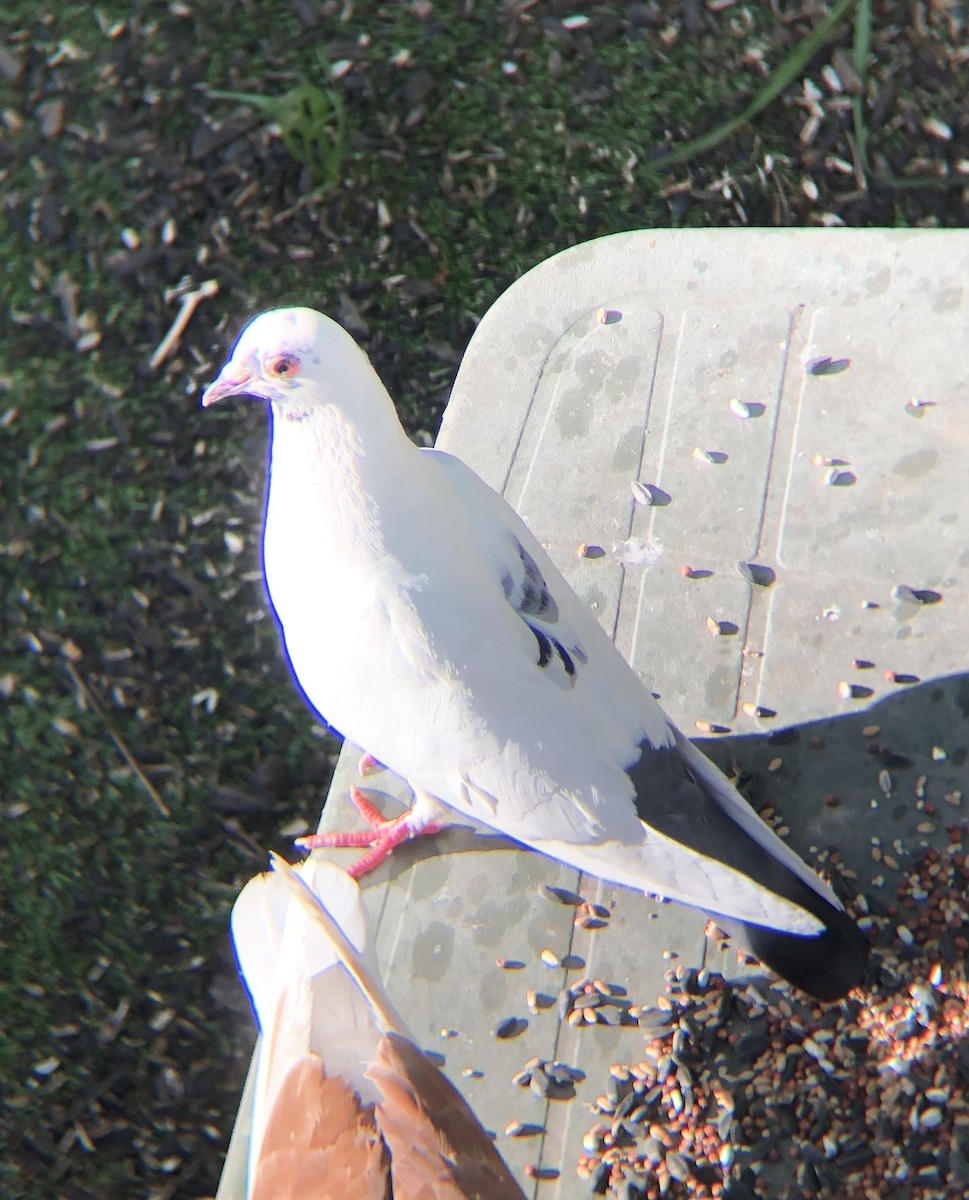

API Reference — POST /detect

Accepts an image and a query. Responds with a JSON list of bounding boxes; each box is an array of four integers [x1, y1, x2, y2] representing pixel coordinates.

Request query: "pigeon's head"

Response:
[[202, 307, 365, 415]]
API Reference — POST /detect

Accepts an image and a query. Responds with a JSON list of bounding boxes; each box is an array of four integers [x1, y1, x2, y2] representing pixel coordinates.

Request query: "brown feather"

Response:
[[246, 860, 523, 1197], [369, 1033, 526, 1200], [251, 1055, 390, 1200]]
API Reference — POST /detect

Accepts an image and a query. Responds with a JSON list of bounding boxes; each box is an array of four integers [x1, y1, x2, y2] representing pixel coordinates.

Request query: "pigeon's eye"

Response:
[[268, 353, 300, 379]]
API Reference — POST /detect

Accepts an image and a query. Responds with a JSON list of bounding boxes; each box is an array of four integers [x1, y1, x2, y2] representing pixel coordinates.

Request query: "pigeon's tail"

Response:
[[713, 891, 869, 1002], [627, 736, 870, 1001]]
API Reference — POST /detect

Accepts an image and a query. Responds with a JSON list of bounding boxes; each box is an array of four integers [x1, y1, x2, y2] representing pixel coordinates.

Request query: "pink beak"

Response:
[[201, 363, 255, 407]]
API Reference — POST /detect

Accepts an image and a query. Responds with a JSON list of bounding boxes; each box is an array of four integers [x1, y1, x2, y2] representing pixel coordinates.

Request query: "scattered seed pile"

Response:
[[574, 831, 969, 1200]]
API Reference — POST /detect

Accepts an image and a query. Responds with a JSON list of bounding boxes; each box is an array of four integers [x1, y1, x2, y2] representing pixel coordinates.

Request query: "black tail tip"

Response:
[[724, 910, 871, 1002]]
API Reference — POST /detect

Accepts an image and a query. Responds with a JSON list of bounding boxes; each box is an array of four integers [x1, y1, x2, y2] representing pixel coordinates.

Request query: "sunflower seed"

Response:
[[597, 1006, 628, 1026], [630, 482, 671, 507], [630, 1133, 662, 1164], [893, 584, 942, 605], [573, 993, 602, 1010], [695, 719, 730, 734], [638, 1007, 672, 1034], [737, 561, 775, 587], [570, 912, 602, 931], [807, 355, 850, 375], [607, 1074, 631, 1107], [529, 1065, 550, 1097], [837, 680, 873, 699], [921, 117, 953, 141], [538, 884, 582, 906], [666, 1150, 689, 1181], [717, 1111, 737, 1140], [820, 63, 843, 93]]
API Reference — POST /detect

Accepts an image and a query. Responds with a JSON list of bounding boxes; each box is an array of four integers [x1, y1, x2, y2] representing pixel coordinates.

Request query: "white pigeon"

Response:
[[205, 307, 869, 1001], [231, 854, 525, 1199]]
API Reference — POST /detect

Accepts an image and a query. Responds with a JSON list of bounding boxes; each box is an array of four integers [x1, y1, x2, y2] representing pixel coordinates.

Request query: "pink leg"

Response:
[[296, 786, 443, 879]]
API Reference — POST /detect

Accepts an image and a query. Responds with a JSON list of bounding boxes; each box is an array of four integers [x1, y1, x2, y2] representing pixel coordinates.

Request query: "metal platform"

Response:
[[218, 228, 969, 1198]]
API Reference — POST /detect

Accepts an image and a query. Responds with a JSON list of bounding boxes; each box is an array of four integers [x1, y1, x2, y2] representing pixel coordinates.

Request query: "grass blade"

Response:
[[653, 0, 862, 168]]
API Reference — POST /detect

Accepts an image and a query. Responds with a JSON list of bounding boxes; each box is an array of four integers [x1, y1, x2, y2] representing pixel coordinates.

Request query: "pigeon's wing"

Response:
[[370, 1032, 526, 1200], [249, 1057, 388, 1200], [420, 449, 670, 742], [415, 452, 845, 936], [414, 448, 670, 833], [414, 453, 869, 996]]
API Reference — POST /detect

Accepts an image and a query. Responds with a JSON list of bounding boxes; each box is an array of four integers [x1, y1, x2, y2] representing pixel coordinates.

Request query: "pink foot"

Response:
[[295, 786, 443, 879]]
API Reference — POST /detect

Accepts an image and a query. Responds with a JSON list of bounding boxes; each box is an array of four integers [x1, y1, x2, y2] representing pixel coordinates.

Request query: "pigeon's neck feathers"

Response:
[[265, 365, 418, 566]]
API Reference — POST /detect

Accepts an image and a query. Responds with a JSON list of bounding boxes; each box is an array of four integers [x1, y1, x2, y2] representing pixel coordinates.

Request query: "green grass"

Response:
[[0, 311, 331, 1193]]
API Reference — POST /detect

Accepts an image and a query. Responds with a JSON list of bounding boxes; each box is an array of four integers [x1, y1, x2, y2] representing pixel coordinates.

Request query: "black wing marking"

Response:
[[525, 622, 577, 678], [515, 542, 558, 620], [529, 624, 553, 668], [503, 538, 586, 686]]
